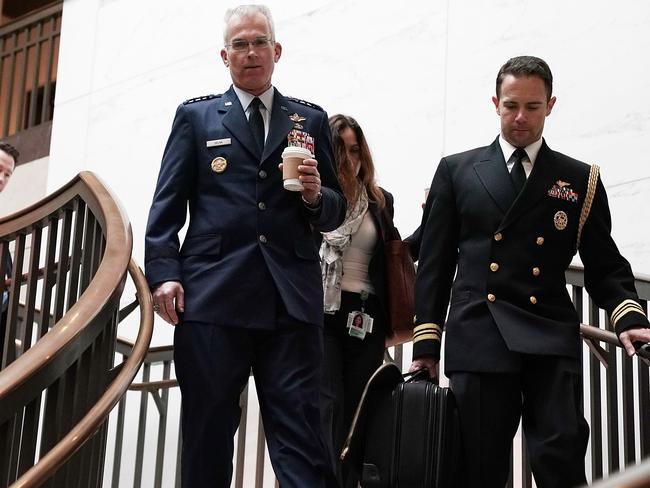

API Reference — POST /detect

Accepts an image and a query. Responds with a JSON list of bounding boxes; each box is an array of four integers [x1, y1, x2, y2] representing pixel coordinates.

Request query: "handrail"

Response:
[[9, 259, 154, 488], [588, 458, 650, 488], [114, 262, 647, 382], [117, 323, 637, 393], [0, 170, 153, 486], [0, 171, 132, 421], [0, 172, 107, 234]]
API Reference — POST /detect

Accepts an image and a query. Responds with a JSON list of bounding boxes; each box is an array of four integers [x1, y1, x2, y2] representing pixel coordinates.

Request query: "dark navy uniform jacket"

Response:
[[413, 137, 649, 373], [145, 86, 346, 328]]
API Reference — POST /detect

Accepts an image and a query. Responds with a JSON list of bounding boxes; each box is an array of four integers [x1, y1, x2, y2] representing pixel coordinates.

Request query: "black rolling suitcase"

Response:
[[341, 363, 462, 488]]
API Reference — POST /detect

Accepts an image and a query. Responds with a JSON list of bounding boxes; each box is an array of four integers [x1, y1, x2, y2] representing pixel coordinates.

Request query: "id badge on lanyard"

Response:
[[347, 290, 374, 340]]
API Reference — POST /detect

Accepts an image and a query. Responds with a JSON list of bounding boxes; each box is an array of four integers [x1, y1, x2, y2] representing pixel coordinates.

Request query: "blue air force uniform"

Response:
[[145, 86, 345, 488]]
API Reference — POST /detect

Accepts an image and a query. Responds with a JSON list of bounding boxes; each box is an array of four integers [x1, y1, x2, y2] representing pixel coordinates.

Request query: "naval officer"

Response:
[[410, 55, 650, 488]]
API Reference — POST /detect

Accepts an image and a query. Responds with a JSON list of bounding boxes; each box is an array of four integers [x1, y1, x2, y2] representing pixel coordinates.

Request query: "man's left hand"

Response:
[[619, 327, 650, 356], [298, 158, 321, 205]]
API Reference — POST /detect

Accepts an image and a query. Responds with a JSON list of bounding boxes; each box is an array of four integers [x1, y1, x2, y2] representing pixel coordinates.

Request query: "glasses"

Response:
[[226, 37, 273, 52]]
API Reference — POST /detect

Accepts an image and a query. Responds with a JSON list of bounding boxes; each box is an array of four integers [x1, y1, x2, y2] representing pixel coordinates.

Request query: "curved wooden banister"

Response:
[[9, 259, 154, 488], [0, 171, 132, 422], [129, 378, 178, 392], [589, 457, 650, 487], [0, 171, 153, 487], [0, 172, 111, 234]]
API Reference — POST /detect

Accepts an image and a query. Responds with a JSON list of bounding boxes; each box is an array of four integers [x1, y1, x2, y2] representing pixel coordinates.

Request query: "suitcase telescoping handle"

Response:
[[634, 341, 650, 360], [403, 367, 432, 383]]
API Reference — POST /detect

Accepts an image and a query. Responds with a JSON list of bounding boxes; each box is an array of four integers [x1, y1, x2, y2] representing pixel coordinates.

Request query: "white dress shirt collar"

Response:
[[499, 136, 543, 178], [232, 85, 275, 115], [498, 135, 543, 166]]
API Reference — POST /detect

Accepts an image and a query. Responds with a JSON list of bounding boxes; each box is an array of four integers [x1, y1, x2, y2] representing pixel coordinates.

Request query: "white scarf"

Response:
[[320, 187, 369, 313]]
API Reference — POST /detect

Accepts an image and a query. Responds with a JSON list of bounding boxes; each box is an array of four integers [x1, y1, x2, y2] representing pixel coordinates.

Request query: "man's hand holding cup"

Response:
[[279, 146, 321, 206], [297, 158, 321, 206]]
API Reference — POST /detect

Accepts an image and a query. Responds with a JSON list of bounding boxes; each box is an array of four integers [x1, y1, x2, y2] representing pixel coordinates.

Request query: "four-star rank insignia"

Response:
[[211, 156, 227, 173]]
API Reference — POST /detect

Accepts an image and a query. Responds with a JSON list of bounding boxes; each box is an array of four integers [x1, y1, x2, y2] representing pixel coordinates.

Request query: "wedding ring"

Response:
[[153, 303, 160, 312]]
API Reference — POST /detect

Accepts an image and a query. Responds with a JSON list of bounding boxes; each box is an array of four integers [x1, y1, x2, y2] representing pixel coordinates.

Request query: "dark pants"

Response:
[[320, 291, 387, 488], [174, 320, 336, 488], [450, 354, 589, 488]]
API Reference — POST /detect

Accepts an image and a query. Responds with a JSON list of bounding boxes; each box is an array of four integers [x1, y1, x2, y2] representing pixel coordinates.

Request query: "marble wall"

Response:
[[46, 0, 650, 288]]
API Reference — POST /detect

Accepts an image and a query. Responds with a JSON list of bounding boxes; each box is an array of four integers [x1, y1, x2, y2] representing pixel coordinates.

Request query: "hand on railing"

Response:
[[152, 280, 184, 325], [618, 327, 650, 356], [618, 327, 650, 358]]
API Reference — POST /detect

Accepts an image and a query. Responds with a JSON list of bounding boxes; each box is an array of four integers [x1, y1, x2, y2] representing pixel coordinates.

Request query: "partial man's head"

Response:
[[220, 5, 282, 96], [492, 56, 556, 148], [0, 142, 18, 193]]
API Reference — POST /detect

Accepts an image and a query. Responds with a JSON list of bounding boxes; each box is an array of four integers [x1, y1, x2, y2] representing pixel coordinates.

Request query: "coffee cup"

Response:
[[281, 146, 312, 191], [422, 187, 430, 209]]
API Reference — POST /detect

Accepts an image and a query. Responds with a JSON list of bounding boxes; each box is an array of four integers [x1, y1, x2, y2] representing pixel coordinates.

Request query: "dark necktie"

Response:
[[248, 97, 265, 151], [510, 148, 527, 193]]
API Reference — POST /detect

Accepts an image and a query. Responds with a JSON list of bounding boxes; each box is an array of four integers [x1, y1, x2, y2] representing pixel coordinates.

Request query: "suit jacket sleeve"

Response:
[[301, 110, 346, 232], [412, 158, 459, 360], [144, 104, 196, 289], [404, 225, 421, 261], [578, 175, 649, 335]]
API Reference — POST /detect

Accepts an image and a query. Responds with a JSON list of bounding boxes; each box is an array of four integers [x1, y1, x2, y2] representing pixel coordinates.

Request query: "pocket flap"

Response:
[[180, 234, 222, 256]]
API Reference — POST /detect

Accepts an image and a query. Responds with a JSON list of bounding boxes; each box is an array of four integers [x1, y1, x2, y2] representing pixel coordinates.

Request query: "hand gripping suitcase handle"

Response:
[[403, 367, 434, 383]]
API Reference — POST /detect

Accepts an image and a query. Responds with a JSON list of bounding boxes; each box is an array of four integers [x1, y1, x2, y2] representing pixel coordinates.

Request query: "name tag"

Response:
[[206, 138, 231, 148]]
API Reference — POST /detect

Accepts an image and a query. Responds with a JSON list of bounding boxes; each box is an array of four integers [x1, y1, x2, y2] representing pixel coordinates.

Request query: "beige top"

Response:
[[341, 211, 377, 295]]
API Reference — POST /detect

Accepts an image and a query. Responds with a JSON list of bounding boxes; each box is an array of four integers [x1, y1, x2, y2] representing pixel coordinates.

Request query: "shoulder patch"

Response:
[[286, 96, 324, 112], [183, 94, 221, 105]]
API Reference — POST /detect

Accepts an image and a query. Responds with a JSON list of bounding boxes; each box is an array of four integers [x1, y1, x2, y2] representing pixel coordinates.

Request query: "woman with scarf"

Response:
[[319, 114, 417, 488]]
